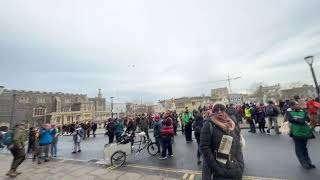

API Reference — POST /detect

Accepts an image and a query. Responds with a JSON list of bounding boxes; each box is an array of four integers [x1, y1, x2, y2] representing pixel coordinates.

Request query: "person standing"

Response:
[[159, 116, 174, 160], [256, 104, 266, 133], [265, 101, 281, 134], [140, 114, 150, 141], [106, 119, 116, 144], [286, 101, 316, 169], [72, 126, 84, 153], [306, 97, 320, 129], [38, 124, 54, 164], [182, 107, 193, 143], [27, 127, 36, 158], [51, 124, 59, 157], [200, 103, 244, 180], [153, 114, 162, 154], [6, 123, 27, 178], [92, 123, 98, 138], [114, 119, 124, 142], [245, 104, 255, 133], [192, 111, 204, 165]]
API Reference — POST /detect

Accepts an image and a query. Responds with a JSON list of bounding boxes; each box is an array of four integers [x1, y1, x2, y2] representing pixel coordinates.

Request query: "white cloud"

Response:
[[1, 0, 320, 102]]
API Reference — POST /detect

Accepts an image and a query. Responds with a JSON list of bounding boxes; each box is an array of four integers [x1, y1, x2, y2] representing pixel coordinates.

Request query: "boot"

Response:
[[6, 169, 17, 178]]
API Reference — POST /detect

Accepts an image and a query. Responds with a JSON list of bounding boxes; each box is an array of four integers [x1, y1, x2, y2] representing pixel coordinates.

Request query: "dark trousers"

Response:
[[258, 121, 266, 133], [27, 141, 34, 154], [174, 124, 177, 135], [181, 124, 185, 134], [293, 138, 312, 166], [10, 148, 26, 171], [108, 134, 115, 144], [143, 129, 150, 140], [93, 130, 96, 137], [161, 135, 173, 157], [155, 136, 162, 154], [195, 133, 201, 160], [185, 123, 192, 142], [249, 118, 256, 132]]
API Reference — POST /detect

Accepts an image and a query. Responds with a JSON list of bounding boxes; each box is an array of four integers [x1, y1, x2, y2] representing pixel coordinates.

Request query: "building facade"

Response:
[[0, 88, 110, 127]]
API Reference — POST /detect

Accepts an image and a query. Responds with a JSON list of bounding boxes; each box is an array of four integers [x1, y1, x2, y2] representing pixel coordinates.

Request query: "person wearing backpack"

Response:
[[265, 101, 281, 134], [200, 103, 244, 180], [6, 123, 27, 178], [192, 111, 204, 165], [286, 101, 316, 169]]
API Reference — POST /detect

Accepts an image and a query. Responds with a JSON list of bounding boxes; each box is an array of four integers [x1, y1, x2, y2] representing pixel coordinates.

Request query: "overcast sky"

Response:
[[1, 0, 320, 103]]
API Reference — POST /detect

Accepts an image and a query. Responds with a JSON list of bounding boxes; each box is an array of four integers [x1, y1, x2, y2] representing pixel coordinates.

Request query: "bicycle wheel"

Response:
[[111, 151, 126, 167], [147, 142, 159, 156]]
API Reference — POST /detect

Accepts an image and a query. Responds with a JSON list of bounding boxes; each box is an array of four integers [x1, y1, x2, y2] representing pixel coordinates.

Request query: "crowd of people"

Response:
[[1, 95, 319, 179]]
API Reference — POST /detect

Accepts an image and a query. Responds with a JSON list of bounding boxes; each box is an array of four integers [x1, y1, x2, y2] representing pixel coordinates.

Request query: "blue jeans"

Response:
[[51, 142, 57, 157], [161, 135, 173, 157]]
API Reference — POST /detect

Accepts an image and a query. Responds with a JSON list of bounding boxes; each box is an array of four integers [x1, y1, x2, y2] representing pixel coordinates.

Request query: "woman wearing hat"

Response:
[[200, 103, 244, 180]]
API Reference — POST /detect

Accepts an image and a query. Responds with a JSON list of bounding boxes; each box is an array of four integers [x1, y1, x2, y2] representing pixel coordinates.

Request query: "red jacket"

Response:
[[307, 100, 320, 115], [161, 117, 174, 135]]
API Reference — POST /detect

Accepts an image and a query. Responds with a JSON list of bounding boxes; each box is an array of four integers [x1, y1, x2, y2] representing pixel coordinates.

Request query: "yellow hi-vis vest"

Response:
[[245, 108, 251, 118]]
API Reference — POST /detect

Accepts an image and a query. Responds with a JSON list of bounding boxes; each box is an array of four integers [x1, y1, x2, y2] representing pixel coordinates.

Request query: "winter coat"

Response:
[[153, 120, 162, 138], [107, 121, 116, 135], [140, 117, 149, 131], [255, 107, 266, 123], [126, 121, 136, 134], [182, 111, 193, 124], [52, 128, 59, 144], [200, 120, 244, 180], [161, 118, 174, 135], [73, 129, 84, 143], [192, 116, 204, 137], [114, 121, 124, 136], [92, 123, 98, 131], [39, 128, 54, 146], [13, 126, 27, 150]]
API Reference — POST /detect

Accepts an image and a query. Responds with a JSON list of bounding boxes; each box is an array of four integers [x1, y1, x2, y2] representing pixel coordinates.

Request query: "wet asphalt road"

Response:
[[1, 127, 320, 180]]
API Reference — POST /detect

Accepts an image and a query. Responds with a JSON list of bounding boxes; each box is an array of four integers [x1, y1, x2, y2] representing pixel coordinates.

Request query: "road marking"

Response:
[[189, 174, 195, 180], [126, 164, 287, 180], [182, 173, 189, 179], [106, 165, 117, 170]]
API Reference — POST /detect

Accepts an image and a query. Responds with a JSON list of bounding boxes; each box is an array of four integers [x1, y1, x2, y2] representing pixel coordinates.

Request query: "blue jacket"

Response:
[[153, 120, 162, 138], [39, 128, 54, 145]]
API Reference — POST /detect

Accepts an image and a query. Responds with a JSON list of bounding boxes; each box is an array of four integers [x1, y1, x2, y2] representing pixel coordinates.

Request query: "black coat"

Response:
[[200, 120, 244, 180]]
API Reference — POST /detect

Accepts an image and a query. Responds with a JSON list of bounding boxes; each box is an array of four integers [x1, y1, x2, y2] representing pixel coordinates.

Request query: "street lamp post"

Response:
[[110, 97, 114, 118], [305, 56, 320, 99]]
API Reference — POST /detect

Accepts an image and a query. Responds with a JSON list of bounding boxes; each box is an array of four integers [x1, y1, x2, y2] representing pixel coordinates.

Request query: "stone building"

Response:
[[280, 84, 316, 100], [0, 88, 109, 127]]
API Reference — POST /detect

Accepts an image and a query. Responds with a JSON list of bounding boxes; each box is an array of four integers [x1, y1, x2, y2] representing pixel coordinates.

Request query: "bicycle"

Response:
[[105, 131, 159, 167]]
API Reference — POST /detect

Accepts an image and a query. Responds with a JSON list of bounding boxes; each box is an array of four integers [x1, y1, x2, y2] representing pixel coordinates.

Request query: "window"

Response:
[[56, 117, 61, 124], [19, 97, 29, 103], [37, 97, 46, 103], [33, 107, 46, 117]]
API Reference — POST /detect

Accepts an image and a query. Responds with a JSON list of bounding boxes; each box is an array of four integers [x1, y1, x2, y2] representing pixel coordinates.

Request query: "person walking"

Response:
[[265, 101, 281, 134], [6, 123, 27, 178], [92, 123, 98, 138], [106, 119, 116, 144], [38, 124, 54, 164], [182, 107, 193, 143], [153, 114, 162, 155], [256, 104, 266, 133], [286, 101, 316, 169], [200, 103, 244, 180], [245, 104, 256, 133], [51, 124, 59, 157], [192, 111, 204, 165], [72, 126, 84, 153]]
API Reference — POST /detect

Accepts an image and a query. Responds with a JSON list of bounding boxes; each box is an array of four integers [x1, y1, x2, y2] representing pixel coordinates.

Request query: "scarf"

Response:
[[210, 112, 235, 133]]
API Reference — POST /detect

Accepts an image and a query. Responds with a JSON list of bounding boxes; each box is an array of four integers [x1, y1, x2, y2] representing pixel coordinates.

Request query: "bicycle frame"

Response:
[[132, 136, 152, 154]]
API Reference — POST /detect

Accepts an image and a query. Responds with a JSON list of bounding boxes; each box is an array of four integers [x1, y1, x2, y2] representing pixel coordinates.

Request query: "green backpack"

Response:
[[289, 111, 313, 139]]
